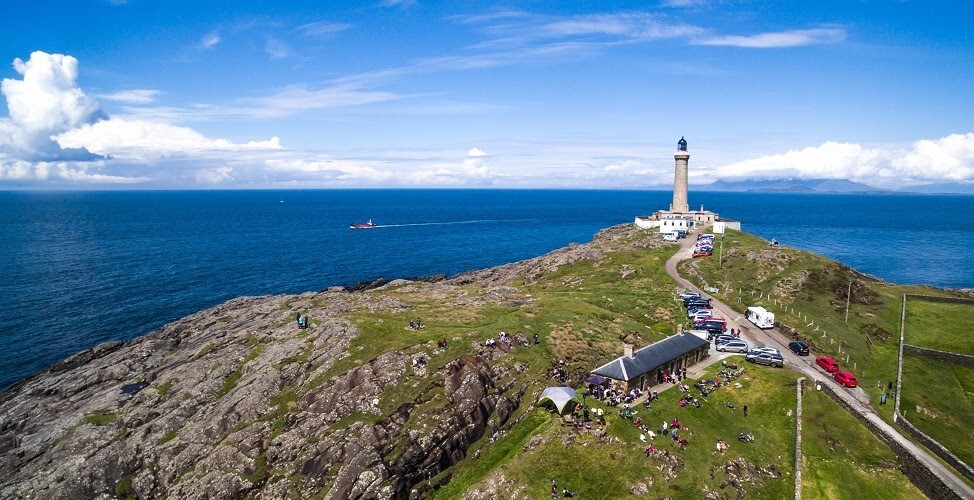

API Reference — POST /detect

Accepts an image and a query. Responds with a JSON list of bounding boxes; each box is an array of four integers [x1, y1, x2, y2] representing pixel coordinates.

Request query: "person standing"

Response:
[[743, 404, 748, 417]]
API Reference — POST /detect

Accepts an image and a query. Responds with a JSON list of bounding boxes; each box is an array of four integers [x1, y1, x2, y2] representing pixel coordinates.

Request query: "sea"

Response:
[[1, 189, 972, 391]]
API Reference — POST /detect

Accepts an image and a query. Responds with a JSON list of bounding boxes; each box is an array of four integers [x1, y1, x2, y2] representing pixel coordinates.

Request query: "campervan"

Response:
[[745, 306, 775, 329]]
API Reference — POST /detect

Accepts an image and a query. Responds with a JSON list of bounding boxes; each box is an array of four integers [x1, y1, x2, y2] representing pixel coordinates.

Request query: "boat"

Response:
[[350, 219, 377, 229]]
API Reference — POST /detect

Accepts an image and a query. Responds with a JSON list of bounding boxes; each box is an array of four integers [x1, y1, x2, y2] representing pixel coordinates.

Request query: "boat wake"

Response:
[[372, 218, 538, 228]]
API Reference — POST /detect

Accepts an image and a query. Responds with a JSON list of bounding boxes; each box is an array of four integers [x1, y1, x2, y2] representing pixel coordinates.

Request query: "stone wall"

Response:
[[903, 344, 974, 367], [907, 294, 974, 306], [895, 412, 974, 485], [818, 384, 964, 500], [794, 378, 805, 500]]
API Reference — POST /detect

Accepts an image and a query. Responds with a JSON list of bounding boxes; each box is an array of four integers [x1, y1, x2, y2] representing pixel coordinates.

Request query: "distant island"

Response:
[[639, 177, 974, 195]]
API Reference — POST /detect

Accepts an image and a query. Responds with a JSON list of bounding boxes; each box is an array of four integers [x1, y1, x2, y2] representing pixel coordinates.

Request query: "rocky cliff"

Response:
[[0, 224, 658, 499]]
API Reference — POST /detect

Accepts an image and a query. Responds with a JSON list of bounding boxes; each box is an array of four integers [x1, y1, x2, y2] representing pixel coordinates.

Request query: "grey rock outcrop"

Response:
[[0, 284, 524, 499]]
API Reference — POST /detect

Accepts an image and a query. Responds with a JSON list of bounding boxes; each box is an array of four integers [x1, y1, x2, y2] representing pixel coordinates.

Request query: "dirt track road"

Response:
[[664, 231, 974, 499]]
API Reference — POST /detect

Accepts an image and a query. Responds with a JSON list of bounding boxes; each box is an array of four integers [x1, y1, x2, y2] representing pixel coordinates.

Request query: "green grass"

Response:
[[156, 380, 173, 398], [438, 358, 803, 499], [115, 474, 135, 499], [244, 454, 269, 485], [81, 410, 117, 426], [158, 429, 178, 444], [900, 354, 974, 467], [217, 370, 242, 398], [802, 386, 924, 499], [904, 299, 974, 355]]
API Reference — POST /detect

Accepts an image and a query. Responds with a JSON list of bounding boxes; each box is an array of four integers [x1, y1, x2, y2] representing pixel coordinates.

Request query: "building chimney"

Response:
[[623, 343, 634, 358]]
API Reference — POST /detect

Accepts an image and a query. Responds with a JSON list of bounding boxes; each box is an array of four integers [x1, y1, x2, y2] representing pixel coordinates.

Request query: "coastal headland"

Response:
[[0, 224, 970, 499]]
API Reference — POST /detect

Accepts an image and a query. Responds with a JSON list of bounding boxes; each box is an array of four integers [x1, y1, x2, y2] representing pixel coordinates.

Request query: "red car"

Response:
[[692, 251, 712, 258], [834, 371, 858, 388], [815, 356, 839, 373]]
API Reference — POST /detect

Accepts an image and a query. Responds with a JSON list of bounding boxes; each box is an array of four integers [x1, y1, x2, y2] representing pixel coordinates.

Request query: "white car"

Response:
[[751, 346, 781, 356]]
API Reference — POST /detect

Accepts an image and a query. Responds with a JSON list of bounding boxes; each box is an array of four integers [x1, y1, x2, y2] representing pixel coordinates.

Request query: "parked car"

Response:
[[716, 340, 749, 353], [684, 299, 711, 309], [705, 326, 726, 336], [692, 250, 712, 258], [788, 342, 809, 356], [834, 371, 858, 388], [746, 351, 784, 367], [713, 334, 736, 345], [662, 232, 678, 242], [697, 320, 727, 332], [679, 290, 700, 300], [751, 346, 780, 356], [689, 310, 713, 320], [816, 356, 840, 373]]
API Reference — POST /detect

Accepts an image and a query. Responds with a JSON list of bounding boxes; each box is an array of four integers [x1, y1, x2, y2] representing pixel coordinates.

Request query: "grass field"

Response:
[[802, 386, 924, 499], [899, 354, 974, 468], [438, 357, 799, 499], [904, 298, 974, 355]]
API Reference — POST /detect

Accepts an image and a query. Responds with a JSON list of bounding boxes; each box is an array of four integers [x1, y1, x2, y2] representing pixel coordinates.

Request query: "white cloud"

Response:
[[694, 28, 846, 48], [0, 51, 288, 187], [99, 89, 162, 104], [265, 38, 292, 59], [0, 51, 105, 160], [892, 133, 974, 181], [295, 21, 353, 38], [200, 33, 221, 50], [0, 159, 150, 183], [195, 166, 235, 184], [265, 158, 394, 182], [713, 141, 889, 180], [406, 146, 496, 185], [2, 52, 103, 134], [711, 134, 974, 185], [54, 118, 282, 155], [379, 0, 417, 7]]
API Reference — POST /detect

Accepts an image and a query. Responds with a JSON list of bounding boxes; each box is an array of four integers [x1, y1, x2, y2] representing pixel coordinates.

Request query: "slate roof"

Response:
[[591, 333, 709, 382]]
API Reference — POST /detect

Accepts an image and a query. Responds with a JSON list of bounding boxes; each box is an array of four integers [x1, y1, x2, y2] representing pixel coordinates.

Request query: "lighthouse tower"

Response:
[[672, 136, 690, 213], [633, 135, 740, 232]]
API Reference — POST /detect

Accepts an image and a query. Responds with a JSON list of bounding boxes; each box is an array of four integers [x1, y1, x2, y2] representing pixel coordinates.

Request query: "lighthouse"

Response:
[[672, 136, 690, 213], [633, 136, 741, 233]]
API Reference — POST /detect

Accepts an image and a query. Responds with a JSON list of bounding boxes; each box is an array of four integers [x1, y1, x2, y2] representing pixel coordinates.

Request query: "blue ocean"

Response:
[[1, 190, 972, 391]]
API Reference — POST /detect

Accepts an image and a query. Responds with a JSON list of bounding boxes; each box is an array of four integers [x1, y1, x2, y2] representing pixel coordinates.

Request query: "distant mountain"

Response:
[[696, 178, 887, 194], [897, 182, 974, 195]]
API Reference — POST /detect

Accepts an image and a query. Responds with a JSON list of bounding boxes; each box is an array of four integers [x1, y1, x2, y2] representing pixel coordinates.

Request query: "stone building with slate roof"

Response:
[[591, 332, 710, 391]]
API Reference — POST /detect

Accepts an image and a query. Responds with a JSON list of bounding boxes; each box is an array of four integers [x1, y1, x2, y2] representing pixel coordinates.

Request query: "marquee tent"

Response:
[[537, 387, 580, 415]]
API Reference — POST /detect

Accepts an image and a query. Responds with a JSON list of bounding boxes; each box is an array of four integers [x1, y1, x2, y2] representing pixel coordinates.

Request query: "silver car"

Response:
[[751, 346, 781, 356], [716, 340, 749, 353], [746, 351, 784, 367]]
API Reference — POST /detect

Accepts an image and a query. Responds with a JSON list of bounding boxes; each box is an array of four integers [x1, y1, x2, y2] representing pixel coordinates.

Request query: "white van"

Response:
[[662, 232, 678, 242], [745, 306, 775, 329]]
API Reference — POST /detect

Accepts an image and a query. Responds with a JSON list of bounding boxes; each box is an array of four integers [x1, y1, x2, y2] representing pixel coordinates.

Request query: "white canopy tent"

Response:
[[537, 387, 580, 415]]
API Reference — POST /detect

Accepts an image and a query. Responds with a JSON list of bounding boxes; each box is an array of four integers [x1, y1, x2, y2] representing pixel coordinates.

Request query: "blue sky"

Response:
[[1, 0, 972, 189]]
